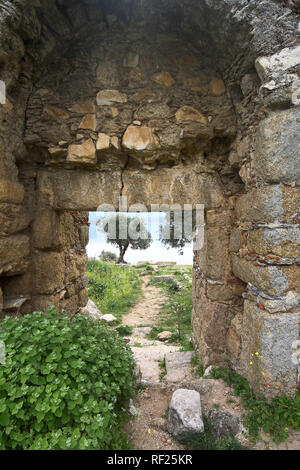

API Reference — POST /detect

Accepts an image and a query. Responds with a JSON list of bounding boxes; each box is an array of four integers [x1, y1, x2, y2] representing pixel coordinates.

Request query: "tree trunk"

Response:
[[117, 244, 129, 264]]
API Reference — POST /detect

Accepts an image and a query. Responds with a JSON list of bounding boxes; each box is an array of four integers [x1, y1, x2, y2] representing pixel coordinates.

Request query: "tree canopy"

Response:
[[97, 213, 152, 263], [159, 211, 194, 255]]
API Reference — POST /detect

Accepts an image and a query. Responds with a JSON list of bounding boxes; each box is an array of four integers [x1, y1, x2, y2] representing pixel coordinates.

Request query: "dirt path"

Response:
[[122, 276, 166, 327], [122, 275, 186, 450]]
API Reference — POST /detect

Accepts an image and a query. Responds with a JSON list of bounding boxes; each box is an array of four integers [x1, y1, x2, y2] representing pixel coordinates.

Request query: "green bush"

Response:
[[0, 308, 136, 450]]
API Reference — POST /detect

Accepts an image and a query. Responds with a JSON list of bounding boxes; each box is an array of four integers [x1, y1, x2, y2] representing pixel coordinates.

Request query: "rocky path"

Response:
[[122, 275, 300, 451], [122, 277, 181, 384]]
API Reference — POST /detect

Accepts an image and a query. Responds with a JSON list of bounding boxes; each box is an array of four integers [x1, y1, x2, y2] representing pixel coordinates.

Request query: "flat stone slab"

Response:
[[154, 275, 177, 284], [165, 351, 195, 383], [132, 327, 152, 338], [132, 344, 179, 384]]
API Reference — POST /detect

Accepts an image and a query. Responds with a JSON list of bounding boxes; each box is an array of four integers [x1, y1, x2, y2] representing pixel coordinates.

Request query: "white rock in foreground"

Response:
[[81, 299, 102, 320], [101, 314, 117, 323], [168, 389, 204, 440]]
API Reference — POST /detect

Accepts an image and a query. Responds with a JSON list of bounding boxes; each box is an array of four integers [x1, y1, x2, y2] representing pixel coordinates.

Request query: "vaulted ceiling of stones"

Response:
[[1, 0, 298, 201]]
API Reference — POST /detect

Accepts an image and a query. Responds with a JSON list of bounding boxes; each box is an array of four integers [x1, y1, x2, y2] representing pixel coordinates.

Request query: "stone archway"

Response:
[[0, 0, 299, 399]]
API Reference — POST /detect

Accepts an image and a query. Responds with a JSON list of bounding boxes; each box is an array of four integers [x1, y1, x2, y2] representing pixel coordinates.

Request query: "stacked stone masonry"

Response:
[[0, 0, 299, 398]]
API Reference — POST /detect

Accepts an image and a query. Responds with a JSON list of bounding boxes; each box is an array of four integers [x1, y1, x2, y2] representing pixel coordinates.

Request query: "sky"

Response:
[[87, 212, 193, 265]]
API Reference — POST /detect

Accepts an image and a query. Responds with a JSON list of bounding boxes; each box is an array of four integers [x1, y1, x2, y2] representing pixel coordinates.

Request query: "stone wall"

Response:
[[0, 0, 299, 398]]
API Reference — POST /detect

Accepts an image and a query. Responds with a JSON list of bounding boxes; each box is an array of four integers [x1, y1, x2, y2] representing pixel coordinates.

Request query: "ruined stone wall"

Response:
[[0, 0, 299, 398]]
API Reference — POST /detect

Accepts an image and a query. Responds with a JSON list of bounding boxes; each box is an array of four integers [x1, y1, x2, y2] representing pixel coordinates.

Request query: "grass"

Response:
[[158, 358, 167, 382], [191, 355, 205, 377], [86, 261, 142, 323], [147, 266, 193, 349], [209, 366, 300, 444]]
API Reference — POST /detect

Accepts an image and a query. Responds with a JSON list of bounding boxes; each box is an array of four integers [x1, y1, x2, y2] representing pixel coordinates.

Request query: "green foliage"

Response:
[[97, 213, 152, 263], [183, 417, 247, 451], [117, 325, 133, 337], [145, 265, 154, 272], [0, 309, 136, 450], [87, 261, 142, 321], [209, 367, 300, 444], [99, 250, 118, 263], [159, 211, 193, 255]]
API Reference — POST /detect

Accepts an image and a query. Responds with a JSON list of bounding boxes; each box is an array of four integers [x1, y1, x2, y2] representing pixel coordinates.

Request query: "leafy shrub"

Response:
[[99, 250, 118, 263], [145, 265, 154, 272], [0, 309, 136, 450]]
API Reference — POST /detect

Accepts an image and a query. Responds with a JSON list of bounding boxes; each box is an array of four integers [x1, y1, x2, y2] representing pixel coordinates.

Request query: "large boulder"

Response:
[[168, 389, 204, 440]]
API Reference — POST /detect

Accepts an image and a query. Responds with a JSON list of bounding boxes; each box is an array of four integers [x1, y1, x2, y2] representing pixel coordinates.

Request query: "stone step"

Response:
[[132, 344, 179, 384], [164, 351, 195, 383]]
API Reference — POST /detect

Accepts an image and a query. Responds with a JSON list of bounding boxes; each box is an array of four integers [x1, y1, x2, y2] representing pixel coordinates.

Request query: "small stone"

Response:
[[69, 100, 96, 114], [111, 107, 119, 118], [123, 52, 139, 68], [240, 74, 255, 97], [209, 78, 226, 96], [48, 147, 66, 160], [79, 114, 97, 131], [157, 331, 173, 342], [203, 365, 214, 377], [175, 106, 207, 124], [129, 399, 140, 417], [67, 139, 96, 164], [151, 71, 175, 87], [122, 125, 158, 151], [111, 136, 120, 150], [43, 106, 69, 120], [81, 299, 102, 320], [101, 314, 117, 323], [168, 389, 204, 440], [96, 133, 110, 151], [96, 89, 127, 106]]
